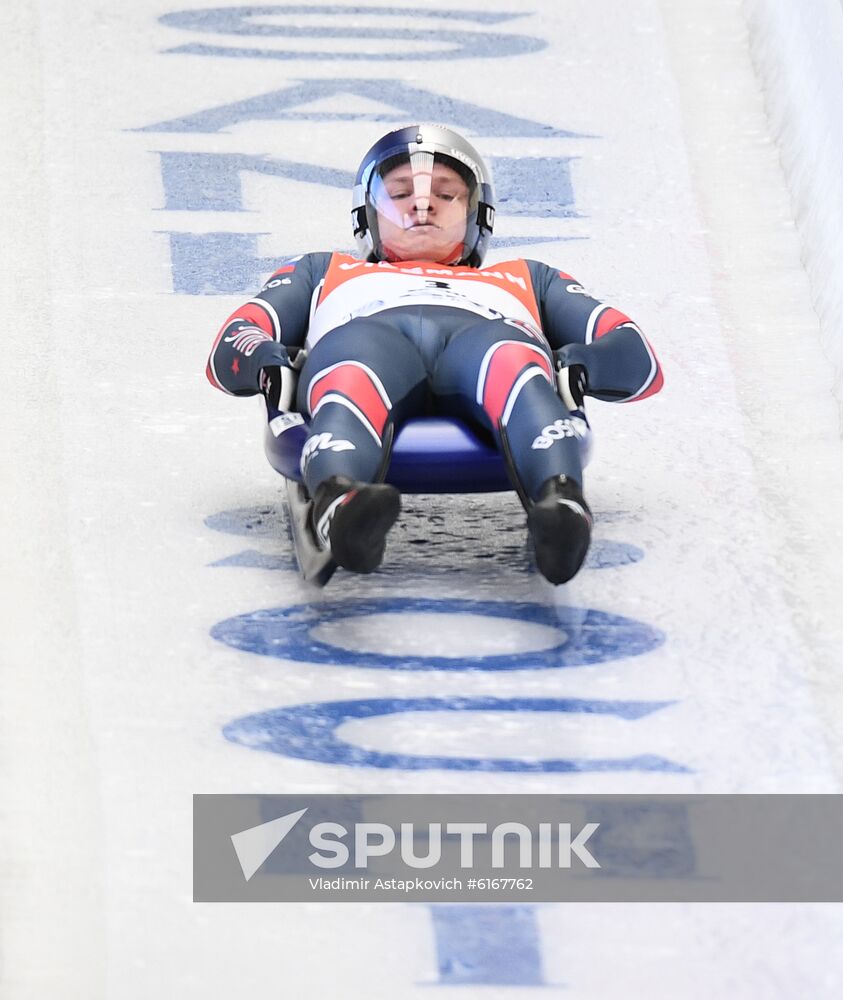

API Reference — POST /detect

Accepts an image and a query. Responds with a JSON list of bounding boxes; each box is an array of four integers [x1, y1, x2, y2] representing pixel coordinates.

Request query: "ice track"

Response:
[[3, 0, 843, 997]]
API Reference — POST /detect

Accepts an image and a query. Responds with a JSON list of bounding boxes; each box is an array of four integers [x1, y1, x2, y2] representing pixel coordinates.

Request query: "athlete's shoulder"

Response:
[[522, 258, 595, 295], [477, 257, 530, 270], [521, 257, 569, 278], [490, 258, 556, 283], [260, 252, 333, 291], [470, 258, 534, 281]]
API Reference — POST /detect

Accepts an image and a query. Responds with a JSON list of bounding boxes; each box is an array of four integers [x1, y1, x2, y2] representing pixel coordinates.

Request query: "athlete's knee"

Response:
[[304, 359, 393, 448], [475, 338, 555, 428]]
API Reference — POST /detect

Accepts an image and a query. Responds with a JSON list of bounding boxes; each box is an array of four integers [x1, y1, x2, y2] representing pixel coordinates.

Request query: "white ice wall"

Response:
[[745, 0, 843, 430]]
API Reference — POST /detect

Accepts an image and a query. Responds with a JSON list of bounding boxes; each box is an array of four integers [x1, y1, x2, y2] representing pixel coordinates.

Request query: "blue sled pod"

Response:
[[263, 410, 592, 495]]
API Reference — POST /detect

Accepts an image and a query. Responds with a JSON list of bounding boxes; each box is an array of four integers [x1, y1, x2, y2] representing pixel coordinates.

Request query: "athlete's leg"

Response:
[[297, 317, 427, 572], [432, 318, 583, 497], [432, 318, 591, 583], [298, 317, 428, 495]]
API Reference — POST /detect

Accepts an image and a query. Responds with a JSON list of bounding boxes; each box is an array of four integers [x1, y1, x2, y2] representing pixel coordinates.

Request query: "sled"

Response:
[[263, 362, 592, 585]]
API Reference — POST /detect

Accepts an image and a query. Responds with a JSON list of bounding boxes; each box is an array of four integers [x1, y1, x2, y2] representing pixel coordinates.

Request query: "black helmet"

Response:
[[352, 124, 495, 267]]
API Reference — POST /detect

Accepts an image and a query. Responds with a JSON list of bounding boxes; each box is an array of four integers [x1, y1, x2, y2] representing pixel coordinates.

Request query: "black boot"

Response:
[[527, 475, 592, 584], [310, 475, 401, 574]]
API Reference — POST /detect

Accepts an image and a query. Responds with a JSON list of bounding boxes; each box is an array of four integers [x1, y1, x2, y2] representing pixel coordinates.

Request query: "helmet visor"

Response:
[[366, 150, 479, 264]]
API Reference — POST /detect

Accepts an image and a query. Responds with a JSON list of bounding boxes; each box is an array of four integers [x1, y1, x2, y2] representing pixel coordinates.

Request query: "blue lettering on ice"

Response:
[[430, 906, 544, 986], [205, 539, 636, 573], [204, 506, 287, 537], [210, 597, 665, 671], [143, 83, 594, 295], [203, 506, 295, 570], [583, 800, 695, 878], [258, 797, 368, 876], [167, 231, 580, 295], [159, 6, 546, 61], [222, 696, 688, 772], [157, 150, 579, 218], [209, 550, 296, 571], [204, 508, 642, 571], [160, 5, 533, 32], [491, 236, 583, 250], [587, 539, 645, 569], [136, 78, 591, 137], [158, 149, 584, 293], [158, 152, 356, 211], [491, 156, 581, 218], [162, 231, 278, 295]]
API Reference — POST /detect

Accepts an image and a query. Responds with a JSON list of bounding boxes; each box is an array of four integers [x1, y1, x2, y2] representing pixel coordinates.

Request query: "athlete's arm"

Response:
[[206, 253, 331, 396], [527, 260, 663, 402]]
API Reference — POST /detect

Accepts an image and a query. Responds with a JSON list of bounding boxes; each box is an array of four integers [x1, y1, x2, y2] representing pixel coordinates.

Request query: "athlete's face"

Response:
[[374, 162, 469, 264]]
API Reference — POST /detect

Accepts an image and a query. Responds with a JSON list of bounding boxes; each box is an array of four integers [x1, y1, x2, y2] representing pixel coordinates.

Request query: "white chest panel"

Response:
[[306, 265, 541, 348]]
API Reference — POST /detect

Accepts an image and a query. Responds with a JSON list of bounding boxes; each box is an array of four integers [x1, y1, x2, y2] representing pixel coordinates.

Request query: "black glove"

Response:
[[553, 346, 589, 410], [259, 364, 297, 412]]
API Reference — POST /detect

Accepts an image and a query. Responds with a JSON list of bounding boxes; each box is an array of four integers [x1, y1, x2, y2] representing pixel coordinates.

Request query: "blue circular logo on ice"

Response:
[[210, 597, 664, 670], [223, 697, 687, 773]]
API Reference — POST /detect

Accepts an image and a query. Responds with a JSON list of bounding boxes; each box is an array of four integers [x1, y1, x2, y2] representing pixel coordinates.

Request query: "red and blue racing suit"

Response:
[[207, 253, 663, 499]]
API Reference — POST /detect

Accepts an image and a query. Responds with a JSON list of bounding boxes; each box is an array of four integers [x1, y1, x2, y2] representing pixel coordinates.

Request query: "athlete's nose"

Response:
[[411, 171, 433, 225], [408, 200, 434, 226]]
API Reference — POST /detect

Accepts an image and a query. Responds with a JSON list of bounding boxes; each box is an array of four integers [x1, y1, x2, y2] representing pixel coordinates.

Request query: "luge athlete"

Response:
[[207, 125, 663, 583]]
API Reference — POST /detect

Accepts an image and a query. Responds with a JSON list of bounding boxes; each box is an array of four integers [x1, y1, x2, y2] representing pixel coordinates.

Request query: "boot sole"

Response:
[[528, 499, 591, 584], [329, 484, 401, 574]]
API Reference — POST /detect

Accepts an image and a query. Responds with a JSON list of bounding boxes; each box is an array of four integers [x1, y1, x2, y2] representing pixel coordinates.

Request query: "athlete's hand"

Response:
[[553, 348, 588, 410], [259, 364, 297, 412]]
